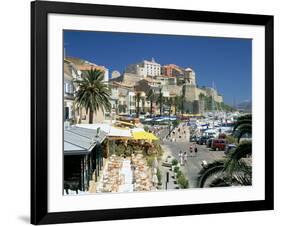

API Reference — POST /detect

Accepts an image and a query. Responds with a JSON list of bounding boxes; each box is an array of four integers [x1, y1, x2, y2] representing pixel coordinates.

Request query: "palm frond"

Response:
[[235, 123, 252, 143], [232, 114, 252, 134], [209, 177, 231, 187], [198, 161, 225, 188], [224, 142, 252, 176]]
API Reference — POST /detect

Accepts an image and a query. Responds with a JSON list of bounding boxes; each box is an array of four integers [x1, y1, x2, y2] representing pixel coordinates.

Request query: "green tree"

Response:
[[74, 69, 111, 124], [232, 114, 252, 143], [156, 87, 164, 116], [136, 92, 141, 118], [147, 89, 155, 116]]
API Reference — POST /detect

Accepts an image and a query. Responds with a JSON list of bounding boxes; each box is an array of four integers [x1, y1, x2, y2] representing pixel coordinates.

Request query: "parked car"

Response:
[[206, 138, 214, 148], [197, 136, 209, 145], [211, 139, 228, 151], [224, 144, 237, 155], [190, 135, 198, 142]]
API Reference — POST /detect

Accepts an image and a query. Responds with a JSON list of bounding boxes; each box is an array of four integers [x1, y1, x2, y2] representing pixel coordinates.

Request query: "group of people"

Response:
[[167, 123, 188, 142], [178, 144, 198, 166]]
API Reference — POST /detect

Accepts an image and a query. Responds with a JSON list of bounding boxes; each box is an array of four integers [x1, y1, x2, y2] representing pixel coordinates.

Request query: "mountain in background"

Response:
[[236, 100, 252, 113]]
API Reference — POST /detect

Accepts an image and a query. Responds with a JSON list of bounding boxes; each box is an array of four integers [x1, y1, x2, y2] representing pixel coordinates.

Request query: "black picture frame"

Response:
[[31, 0, 274, 224]]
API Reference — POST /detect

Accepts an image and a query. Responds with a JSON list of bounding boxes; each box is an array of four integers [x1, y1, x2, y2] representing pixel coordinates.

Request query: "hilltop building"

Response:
[[65, 56, 224, 117], [110, 60, 223, 115], [125, 58, 161, 78], [161, 64, 185, 77]]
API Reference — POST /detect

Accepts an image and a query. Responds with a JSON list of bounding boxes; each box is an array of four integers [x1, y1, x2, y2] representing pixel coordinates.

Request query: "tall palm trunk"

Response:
[[150, 100, 153, 116], [136, 95, 140, 118], [159, 95, 163, 116], [89, 110, 94, 124]]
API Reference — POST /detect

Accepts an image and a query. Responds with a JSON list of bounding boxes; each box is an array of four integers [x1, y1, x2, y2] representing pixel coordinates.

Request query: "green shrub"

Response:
[[146, 155, 156, 167], [173, 166, 180, 173], [177, 174, 189, 189], [176, 170, 183, 179], [172, 119, 180, 128], [152, 140, 164, 157], [171, 159, 178, 166], [115, 144, 126, 156]]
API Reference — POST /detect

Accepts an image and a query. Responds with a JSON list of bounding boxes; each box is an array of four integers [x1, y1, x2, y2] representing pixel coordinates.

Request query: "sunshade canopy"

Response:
[[131, 131, 158, 140], [64, 126, 106, 155]]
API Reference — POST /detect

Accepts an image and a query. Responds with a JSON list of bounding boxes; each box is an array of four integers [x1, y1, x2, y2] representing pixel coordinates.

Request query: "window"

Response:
[[69, 84, 73, 94]]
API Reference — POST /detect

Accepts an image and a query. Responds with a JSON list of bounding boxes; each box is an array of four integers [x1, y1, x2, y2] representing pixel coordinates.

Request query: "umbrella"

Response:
[[131, 131, 158, 140]]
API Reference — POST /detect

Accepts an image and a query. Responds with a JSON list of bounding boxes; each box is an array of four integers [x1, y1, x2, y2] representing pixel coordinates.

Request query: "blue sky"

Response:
[[64, 30, 252, 105]]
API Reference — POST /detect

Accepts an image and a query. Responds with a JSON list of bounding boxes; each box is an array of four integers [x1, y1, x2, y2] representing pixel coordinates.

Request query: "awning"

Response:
[[131, 131, 158, 140], [108, 126, 131, 138], [64, 126, 106, 155], [76, 123, 132, 139]]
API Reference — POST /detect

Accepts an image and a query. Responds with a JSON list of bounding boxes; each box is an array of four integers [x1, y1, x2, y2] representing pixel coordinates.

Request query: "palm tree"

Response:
[[136, 92, 141, 118], [74, 69, 111, 124], [173, 95, 181, 115], [224, 114, 252, 177], [156, 87, 164, 116], [147, 89, 155, 116], [198, 160, 225, 188], [198, 114, 252, 187], [232, 114, 252, 143]]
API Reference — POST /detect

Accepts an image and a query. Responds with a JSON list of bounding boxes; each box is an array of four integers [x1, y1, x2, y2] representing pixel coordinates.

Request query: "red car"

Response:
[[211, 139, 228, 151]]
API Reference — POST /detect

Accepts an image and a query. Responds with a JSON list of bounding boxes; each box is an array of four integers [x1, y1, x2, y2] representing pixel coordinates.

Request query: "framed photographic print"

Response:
[[31, 0, 274, 224]]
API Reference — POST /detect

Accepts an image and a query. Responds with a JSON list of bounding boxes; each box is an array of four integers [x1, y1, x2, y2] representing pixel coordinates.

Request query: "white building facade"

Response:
[[125, 58, 161, 78]]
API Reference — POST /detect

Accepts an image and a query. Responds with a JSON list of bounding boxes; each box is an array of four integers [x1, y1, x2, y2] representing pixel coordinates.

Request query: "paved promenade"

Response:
[[160, 123, 225, 188]]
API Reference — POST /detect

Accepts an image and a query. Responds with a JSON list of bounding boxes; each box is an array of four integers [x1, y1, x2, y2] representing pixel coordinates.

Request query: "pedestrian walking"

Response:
[[179, 150, 183, 166], [189, 145, 193, 157], [183, 152, 188, 165], [194, 144, 198, 157]]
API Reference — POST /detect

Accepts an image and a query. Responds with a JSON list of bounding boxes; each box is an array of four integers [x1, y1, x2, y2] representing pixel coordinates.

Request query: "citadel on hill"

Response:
[[64, 56, 224, 123], [111, 58, 223, 115]]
